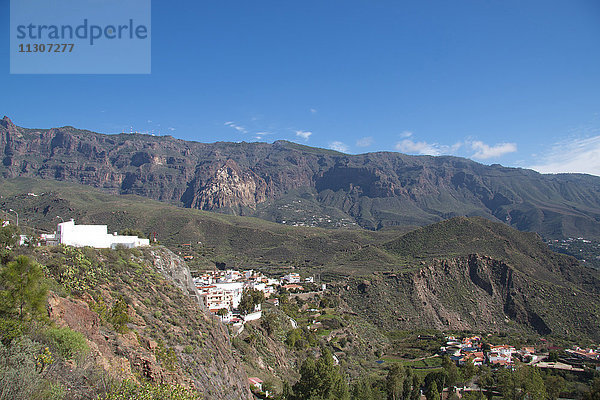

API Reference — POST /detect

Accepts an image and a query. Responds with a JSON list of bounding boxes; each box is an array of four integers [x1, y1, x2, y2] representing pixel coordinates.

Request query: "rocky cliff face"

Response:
[[341, 253, 600, 340], [3, 116, 600, 238], [148, 247, 205, 308]]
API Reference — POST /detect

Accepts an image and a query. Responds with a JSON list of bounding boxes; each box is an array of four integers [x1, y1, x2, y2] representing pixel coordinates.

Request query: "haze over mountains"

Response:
[[2, 116, 600, 239]]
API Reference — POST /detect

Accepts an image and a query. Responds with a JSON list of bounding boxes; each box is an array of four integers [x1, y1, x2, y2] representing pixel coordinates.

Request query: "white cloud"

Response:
[[329, 141, 349, 153], [400, 131, 413, 138], [168, 127, 176, 131], [224, 121, 247, 133], [310, 108, 317, 114], [529, 135, 600, 176], [295, 130, 312, 140], [356, 136, 373, 147], [470, 141, 517, 159], [395, 139, 461, 156]]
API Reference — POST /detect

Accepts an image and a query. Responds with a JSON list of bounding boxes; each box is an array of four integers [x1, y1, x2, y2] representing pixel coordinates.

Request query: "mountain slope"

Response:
[[4, 243, 251, 399], [0, 177, 399, 271], [339, 217, 600, 340], [2, 116, 600, 238], [2, 178, 599, 340]]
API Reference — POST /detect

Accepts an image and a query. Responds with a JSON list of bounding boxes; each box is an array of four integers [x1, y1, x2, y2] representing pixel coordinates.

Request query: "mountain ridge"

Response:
[[2, 116, 600, 238]]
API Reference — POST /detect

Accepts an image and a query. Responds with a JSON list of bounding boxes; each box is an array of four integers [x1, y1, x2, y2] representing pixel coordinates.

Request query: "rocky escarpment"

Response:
[[181, 159, 270, 212], [2, 116, 600, 238], [340, 253, 600, 339], [148, 247, 205, 308]]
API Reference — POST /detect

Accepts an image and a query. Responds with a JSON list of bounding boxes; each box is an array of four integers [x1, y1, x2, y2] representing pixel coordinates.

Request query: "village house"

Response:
[[41, 219, 149, 249], [248, 377, 264, 393], [282, 283, 304, 291], [282, 272, 301, 284], [442, 336, 525, 368], [565, 347, 600, 360], [487, 345, 516, 366]]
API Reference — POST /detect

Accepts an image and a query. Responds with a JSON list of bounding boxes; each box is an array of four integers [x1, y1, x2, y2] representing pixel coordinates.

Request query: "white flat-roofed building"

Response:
[[283, 273, 301, 284], [57, 219, 149, 249], [212, 281, 245, 309]]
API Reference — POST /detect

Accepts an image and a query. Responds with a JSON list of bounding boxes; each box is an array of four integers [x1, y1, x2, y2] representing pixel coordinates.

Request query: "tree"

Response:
[[285, 328, 303, 349], [544, 374, 566, 400], [239, 288, 264, 315], [498, 367, 518, 400], [0, 255, 47, 323], [109, 296, 130, 333], [583, 377, 600, 400], [426, 382, 440, 400], [0, 223, 18, 264], [0, 223, 18, 249], [518, 366, 546, 400], [120, 228, 146, 239], [477, 366, 494, 400], [277, 381, 293, 400], [216, 308, 228, 317], [424, 371, 448, 397], [292, 348, 349, 400], [261, 311, 276, 335], [461, 359, 476, 383], [386, 364, 406, 400], [498, 366, 546, 400], [352, 377, 375, 400], [442, 355, 460, 388], [462, 392, 486, 400], [410, 374, 421, 400]]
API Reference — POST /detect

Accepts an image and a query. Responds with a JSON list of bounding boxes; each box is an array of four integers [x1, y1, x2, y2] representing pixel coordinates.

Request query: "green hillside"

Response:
[[2, 177, 600, 341], [0, 177, 401, 273]]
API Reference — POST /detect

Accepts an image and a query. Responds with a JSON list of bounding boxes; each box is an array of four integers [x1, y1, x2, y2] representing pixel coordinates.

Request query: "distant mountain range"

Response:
[[2, 116, 600, 238]]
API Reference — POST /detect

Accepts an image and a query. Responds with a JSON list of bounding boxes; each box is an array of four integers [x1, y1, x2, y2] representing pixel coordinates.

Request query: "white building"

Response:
[[283, 273, 301, 284], [50, 219, 149, 249], [213, 282, 245, 309], [197, 282, 245, 312]]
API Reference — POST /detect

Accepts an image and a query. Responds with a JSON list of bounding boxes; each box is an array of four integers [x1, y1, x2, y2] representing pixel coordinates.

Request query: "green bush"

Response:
[[43, 327, 89, 360], [0, 338, 45, 400], [0, 317, 25, 345], [44, 246, 105, 293], [109, 296, 130, 334], [155, 340, 178, 371]]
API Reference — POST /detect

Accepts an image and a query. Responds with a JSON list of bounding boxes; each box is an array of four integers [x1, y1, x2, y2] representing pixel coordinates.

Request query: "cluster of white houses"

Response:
[[442, 336, 537, 367], [443, 336, 600, 372], [193, 269, 315, 323]]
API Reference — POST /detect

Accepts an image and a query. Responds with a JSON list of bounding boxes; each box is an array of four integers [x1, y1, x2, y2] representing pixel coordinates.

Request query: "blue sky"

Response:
[[1, 0, 600, 175]]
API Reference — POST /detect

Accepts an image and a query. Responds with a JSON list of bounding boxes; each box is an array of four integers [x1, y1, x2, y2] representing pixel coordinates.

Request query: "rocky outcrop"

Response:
[[2, 117, 600, 238], [182, 159, 269, 213], [148, 247, 204, 308]]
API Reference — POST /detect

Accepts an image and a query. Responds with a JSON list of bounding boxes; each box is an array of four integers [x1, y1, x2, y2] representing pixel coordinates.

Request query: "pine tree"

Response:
[[0, 255, 47, 322], [386, 364, 406, 400], [411, 374, 421, 400], [292, 348, 349, 400], [427, 382, 440, 400]]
